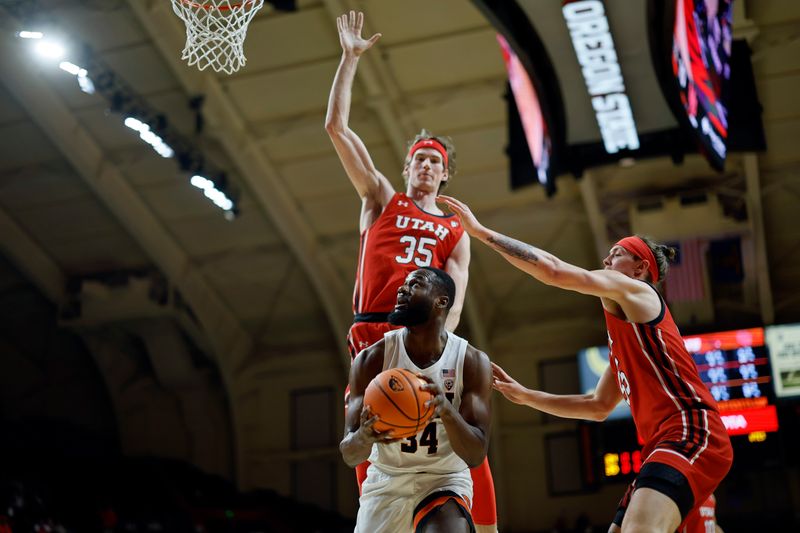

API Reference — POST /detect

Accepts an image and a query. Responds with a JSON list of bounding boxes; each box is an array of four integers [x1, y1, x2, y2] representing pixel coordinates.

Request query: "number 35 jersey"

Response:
[[369, 328, 469, 475], [353, 192, 464, 314]]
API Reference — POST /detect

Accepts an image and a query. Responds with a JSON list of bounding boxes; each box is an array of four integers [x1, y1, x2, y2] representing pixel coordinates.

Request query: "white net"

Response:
[[170, 0, 265, 75]]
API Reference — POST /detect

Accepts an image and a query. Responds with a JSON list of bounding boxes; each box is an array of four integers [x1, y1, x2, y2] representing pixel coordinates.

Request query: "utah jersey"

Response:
[[369, 328, 469, 475], [604, 283, 720, 459], [353, 192, 464, 314]]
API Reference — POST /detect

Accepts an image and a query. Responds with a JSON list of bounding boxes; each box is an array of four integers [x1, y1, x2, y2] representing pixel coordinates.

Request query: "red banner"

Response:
[[719, 405, 779, 436]]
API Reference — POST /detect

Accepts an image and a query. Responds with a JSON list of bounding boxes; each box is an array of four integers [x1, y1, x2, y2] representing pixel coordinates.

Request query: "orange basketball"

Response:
[[363, 368, 436, 439]]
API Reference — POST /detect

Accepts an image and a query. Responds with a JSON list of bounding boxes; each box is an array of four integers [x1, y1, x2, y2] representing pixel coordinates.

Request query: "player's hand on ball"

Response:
[[358, 404, 399, 444], [417, 374, 452, 417]]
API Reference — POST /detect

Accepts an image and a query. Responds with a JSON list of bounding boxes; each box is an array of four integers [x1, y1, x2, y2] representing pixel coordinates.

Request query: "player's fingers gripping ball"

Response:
[[364, 368, 436, 439]]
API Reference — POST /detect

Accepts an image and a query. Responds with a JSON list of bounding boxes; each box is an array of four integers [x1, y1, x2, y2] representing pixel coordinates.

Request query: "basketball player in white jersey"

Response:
[[340, 267, 492, 532]]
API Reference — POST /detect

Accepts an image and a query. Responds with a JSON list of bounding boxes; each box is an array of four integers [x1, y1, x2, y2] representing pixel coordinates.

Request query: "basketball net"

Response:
[[170, 0, 265, 75]]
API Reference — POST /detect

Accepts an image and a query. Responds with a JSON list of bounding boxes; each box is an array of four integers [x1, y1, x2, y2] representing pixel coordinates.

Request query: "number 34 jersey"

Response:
[[353, 192, 464, 314], [369, 328, 469, 475]]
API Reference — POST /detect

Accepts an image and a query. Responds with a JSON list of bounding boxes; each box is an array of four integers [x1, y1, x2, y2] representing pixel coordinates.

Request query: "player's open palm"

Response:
[[491, 362, 530, 406], [438, 195, 486, 238], [337, 11, 381, 57]]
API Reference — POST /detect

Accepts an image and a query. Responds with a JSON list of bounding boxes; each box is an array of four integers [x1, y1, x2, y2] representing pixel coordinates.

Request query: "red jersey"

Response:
[[604, 284, 720, 459], [680, 493, 717, 533], [353, 192, 464, 314]]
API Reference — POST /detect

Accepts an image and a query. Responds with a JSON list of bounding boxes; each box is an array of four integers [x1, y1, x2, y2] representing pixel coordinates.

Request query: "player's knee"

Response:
[[419, 500, 472, 533]]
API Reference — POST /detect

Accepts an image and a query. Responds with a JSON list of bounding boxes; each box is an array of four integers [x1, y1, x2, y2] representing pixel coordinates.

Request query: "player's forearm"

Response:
[[523, 390, 611, 422], [325, 53, 359, 133], [339, 430, 373, 468], [444, 305, 462, 332], [439, 411, 487, 468], [476, 229, 562, 286]]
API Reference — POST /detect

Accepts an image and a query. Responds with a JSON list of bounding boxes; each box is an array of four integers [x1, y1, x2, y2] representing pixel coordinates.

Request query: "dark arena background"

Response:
[[0, 0, 798, 531]]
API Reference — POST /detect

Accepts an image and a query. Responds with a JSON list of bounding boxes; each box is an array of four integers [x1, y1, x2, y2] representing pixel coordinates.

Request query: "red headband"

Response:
[[408, 139, 448, 168], [615, 236, 659, 283]]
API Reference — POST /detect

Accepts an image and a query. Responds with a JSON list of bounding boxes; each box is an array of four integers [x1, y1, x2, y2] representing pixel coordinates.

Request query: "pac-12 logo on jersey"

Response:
[[443, 368, 455, 391]]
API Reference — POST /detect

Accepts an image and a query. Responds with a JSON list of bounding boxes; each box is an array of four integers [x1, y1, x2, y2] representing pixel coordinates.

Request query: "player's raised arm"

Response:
[[324, 11, 393, 208], [340, 341, 397, 468], [438, 195, 650, 303], [492, 362, 622, 422], [443, 232, 470, 332]]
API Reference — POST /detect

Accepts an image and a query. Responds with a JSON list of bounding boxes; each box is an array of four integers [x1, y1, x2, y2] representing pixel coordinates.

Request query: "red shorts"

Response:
[[614, 411, 732, 525], [645, 411, 732, 510], [347, 320, 401, 361]]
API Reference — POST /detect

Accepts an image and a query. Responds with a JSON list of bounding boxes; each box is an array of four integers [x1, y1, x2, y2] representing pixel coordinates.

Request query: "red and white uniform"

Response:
[[605, 285, 733, 506], [680, 493, 718, 533], [353, 192, 464, 316], [347, 192, 464, 359]]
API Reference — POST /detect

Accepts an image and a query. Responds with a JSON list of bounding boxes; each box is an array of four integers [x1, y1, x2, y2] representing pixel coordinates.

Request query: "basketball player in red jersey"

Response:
[[324, 11, 498, 532], [440, 195, 733, 533]]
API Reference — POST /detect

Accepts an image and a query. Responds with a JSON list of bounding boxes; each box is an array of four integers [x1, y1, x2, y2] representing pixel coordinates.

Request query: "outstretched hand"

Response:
[[336, 11, 381, 57], [491, 362, 531, 406], [437, 195, 488, 239]]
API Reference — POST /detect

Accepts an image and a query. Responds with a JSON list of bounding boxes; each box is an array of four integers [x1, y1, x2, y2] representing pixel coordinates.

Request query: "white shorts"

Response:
[[355, 464, 473, 533]]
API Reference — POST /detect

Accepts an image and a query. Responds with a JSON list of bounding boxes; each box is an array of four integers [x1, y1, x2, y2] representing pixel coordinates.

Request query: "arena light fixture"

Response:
[[18, 30, 44, 39], [12, 26, 238, 218], [58, 61, 96, 95], [190, 174, 235, 215], [34, 39, 66, 59], [124, 116, 175, 158], [58, 61, 86, 76]]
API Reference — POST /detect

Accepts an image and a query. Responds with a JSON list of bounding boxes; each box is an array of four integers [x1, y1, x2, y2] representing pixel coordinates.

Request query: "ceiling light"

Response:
[[34, 40, 66, 59], [58, 61, 86, 76], [18, 30, 44, 39]]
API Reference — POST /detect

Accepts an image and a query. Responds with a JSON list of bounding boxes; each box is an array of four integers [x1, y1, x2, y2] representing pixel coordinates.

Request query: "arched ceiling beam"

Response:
[[0, 205, 66, 305], [127, 0, 353, 375]]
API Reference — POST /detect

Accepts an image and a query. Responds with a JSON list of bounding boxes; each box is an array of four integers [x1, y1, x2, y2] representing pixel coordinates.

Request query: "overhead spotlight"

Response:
[[18, 30, 44, 39], [124, 116, 174, 158], [59, 61, 86, 76], [77, 74, 95, 95], [34, 40, 66, 59], [190, 175, 212, 189], [190, 174, 236, 215], [58, 61, 96, 95]]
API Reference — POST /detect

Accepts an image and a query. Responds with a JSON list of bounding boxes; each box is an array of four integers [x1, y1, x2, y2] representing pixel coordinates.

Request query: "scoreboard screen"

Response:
[[684, 327, 779, 436], [671, 0, 734, 169]]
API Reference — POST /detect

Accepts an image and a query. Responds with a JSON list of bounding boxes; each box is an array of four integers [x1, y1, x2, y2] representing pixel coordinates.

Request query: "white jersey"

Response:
[[368, 328, 470, 475]]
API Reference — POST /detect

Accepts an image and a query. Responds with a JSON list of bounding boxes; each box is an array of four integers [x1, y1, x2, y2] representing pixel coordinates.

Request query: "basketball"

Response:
[[363, 368, 436, 439]]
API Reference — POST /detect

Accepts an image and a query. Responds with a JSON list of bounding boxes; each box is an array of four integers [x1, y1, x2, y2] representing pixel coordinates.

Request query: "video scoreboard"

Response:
[[685, 328, 778, 436]]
